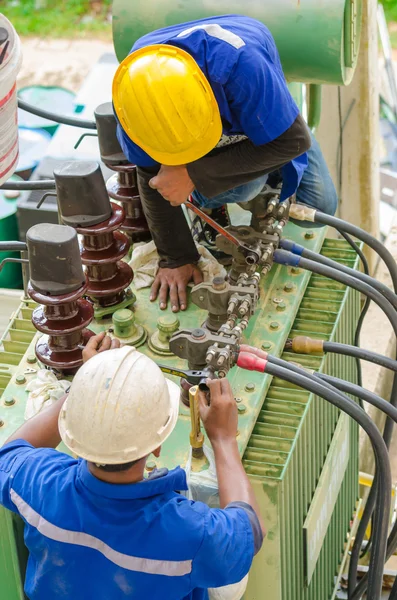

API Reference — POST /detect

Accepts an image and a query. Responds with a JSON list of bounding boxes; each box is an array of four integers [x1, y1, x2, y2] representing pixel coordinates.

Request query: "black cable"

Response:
[[262, 361, 391, 600], [274, 249, 397, 595], [0, 179, 56, 191], [18, 98, 96, 130], [0, 241, 27, 252], [321, 342, 397, 372], [337, 230, 371, 393]]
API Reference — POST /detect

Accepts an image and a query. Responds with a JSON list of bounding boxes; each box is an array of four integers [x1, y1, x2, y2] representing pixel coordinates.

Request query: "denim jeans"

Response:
[[192, 133, 338, 222]]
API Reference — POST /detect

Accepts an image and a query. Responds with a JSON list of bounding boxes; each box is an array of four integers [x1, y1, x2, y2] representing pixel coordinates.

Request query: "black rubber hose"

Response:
[[317, 373, 397, 423], [337, 230, 371, 397], [0, 179, 56, 191], [18, 98, 96, 130], [322, 342, 397, 373], [300, 246, 397, 310], [274, 249, 397, 596], [313, 212, 397, 292], [263, 361, 391, 600], [0, 241, 27, 252]]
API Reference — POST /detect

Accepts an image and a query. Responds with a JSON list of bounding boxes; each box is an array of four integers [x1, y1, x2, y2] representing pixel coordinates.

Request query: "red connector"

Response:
[[239, 344, 268, 360], [236, 351, 267, 373]]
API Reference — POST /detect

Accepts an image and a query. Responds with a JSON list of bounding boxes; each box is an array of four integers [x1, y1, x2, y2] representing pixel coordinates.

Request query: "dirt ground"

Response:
[[17, 37, 114, 92]]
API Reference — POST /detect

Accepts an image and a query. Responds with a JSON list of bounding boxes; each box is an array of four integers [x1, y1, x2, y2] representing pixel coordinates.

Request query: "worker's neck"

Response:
[[88, 460, 146, 485]]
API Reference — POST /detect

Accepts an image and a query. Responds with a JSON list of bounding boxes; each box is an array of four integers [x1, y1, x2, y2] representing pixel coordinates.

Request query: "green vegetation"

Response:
[[382, 0, 397, 22], [3, 0, 112, 38]]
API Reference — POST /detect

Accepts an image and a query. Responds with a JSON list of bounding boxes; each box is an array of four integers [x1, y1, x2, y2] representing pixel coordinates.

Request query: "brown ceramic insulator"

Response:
[[29, 280, 95, 374], [106, 163, 151, 243], [76, 202, 134, 308]]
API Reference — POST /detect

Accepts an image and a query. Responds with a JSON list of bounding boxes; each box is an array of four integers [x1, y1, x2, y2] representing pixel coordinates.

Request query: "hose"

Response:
[[337, 230, 371, 399], [280, 239, 397, 310], [237, 352, 391, 600], [0, 179, 56, 191], [0, 241, 27, 252], [273, 249, 397, 595], [18, 98, 96, 130]]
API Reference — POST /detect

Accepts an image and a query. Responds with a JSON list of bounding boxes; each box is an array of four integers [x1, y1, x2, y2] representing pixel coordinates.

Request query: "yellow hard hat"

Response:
[[112, 44, 222, 165]]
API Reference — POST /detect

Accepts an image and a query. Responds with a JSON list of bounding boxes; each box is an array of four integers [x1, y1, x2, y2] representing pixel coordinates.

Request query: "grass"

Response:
[[3, 0, 112, 38]]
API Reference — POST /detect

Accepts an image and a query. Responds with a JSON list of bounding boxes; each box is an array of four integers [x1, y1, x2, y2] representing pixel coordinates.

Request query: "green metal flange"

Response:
[[111, 309, 147, 347], [148, 315, 180, 356], [93, 289, 136, 320]]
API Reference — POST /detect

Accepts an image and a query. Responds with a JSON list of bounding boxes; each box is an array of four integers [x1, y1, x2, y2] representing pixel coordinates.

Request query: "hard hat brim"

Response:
[[59, 376, 181, 465]]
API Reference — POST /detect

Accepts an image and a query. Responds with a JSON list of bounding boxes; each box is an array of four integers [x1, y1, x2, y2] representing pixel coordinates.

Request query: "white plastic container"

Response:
[[0, 15, 22, 185]]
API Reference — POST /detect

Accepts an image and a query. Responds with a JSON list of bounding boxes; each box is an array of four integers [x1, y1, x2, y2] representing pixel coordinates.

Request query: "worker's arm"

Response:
[[4, 395, 66, 448], [199, 378, 266, 538], [4, 333, 119, 448], [188, 114, 311, 199]]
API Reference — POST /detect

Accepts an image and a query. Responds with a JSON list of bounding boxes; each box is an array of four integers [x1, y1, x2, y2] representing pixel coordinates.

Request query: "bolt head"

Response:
[[191, 328, 205, 340], [238, 404, 247, 414], [16, 375, 26, 385], [305, 231, 314, 239], [27, 355, 37, 364], [270, 322, 279, 330], [245, 383, 255, 392], [284, 283, 294, 292], [212, 276, 226, 291], [276, 302, 286, 312], [291, 267, 301, 275], [4, 398, 15, 406], [261, 342, 271, 350]]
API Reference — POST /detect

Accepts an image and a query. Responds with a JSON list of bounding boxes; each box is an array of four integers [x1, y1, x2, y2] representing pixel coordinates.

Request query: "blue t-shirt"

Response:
[[0, 440, 257, 600], [116, 14, 308, 200]]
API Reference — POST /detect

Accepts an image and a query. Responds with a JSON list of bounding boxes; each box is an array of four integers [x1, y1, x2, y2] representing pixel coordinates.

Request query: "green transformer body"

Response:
[[0, 224, 360, 600], [112, 0, 362, 85]]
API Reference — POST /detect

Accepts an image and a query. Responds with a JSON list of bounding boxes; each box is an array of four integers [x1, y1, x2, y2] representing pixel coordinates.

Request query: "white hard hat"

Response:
[[58, 346, 180, 464]]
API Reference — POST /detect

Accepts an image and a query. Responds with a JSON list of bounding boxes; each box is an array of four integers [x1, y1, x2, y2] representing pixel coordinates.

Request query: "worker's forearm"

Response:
[[136, 166, 200, 268], [5, 395, 67, 448], [187, 114, 311, 199], [212, 438, 265, 535]]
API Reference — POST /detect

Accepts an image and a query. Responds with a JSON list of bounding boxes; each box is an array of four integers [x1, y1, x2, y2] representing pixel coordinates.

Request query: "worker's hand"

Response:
[[82, 332, 121, 363], [198, 379, 238, 444], [150, 264, 203, 312], [149, 165, 195, 206]]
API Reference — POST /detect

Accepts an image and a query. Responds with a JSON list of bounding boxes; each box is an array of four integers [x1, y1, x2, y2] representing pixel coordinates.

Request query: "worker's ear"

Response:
[[152, 446, 161, 458]]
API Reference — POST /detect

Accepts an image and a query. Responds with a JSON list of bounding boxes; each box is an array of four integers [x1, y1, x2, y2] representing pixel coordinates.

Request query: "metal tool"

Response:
[[188, 386, 204, 458], [185, 198, 261, 265], [157, 364, 213, 391]]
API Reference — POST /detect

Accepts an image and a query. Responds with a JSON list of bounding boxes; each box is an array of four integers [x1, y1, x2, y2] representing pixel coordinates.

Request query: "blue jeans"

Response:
[[192, 134, 338, 223]]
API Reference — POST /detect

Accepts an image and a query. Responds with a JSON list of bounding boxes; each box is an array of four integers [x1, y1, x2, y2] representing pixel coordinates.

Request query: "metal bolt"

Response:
[[191, 328, 205, 340], [291, 267, 301, 275], [0, 420, 4, 427], [199, 296, 204, 302], [272, 298, 283, 304], [212, 276, 226, 291], [16, 375, 26, 385], [305, 231, 314, 239], [146, 461, 156, 472], [245, 383, 255, 392], [284, 283, 294, 292], [270, 322, 279, 330], [276, 302, 286, 312], [262, 342, 272, 350], [27, 355, 37, 364], [4, 398, 15, 406], [238, 404, 247, 414]]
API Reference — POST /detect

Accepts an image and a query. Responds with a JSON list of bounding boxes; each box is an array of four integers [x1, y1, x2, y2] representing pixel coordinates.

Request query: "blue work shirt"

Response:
[[0, 440, 257, 600], [117, 14, 308, 201]]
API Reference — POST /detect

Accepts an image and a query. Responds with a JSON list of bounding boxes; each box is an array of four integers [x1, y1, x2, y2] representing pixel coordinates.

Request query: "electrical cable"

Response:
[[321, 342, 397, 373], [279, 239, 397, 310], [337, 230, 371, 396], [237, 352, 391, 600], [273, 249, 397, 595], [0, 179, 56, 191], [18, 98, 97, 130], [0, 241, 27, 252]]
